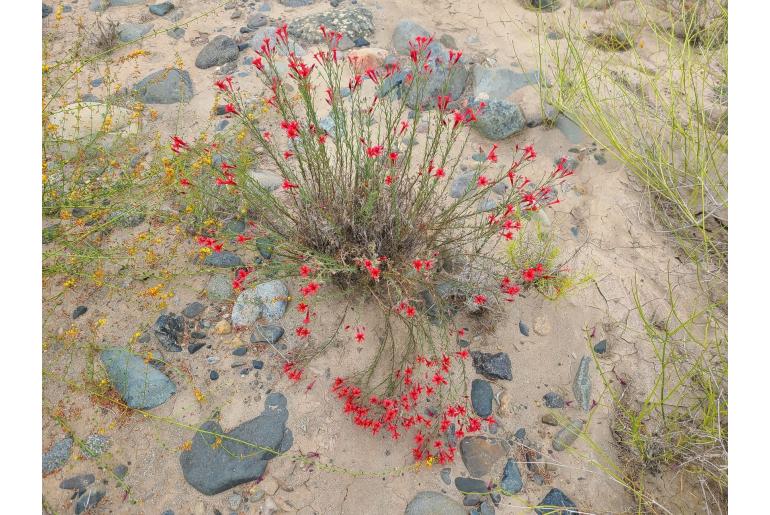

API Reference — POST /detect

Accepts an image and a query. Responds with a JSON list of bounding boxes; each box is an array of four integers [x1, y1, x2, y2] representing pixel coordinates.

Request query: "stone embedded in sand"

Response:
[[573, 356, 592, 411], [459, 436, 509, 478], [195, 35, 239, 69], [180, 392, 293, 495], [543, 392, 564, 408], [500, 458, 523, 495], [149, 2, 175, 16], [118, 22, 153, 42], [470, 351, 512, 381], [75, 487, 106, 514], [535, 488, 578, 515], [552, 419, 585, 451], [251, 325, 285, 345], [392, 20, 430, 54], [232, 280, 289, 326], [247, 14, 268, 30], [347, 47, 388, 73], [472, 98, 525, 140], [42, 437, 73, 475], [555, 114, 586, 144], [207, 274, 234, 301], [43, 3, 52, 18], [405, 491, 466, 515], [288, 7, 374, 44], [153, 313, 185, 352], [204, 251, 243, 268], [279, 0, 313, 6], [60, 474, 95, 491], [249, 169, 283, 192], [470, 379, 493, 417], [101, 347, 176, 409], [471, 65, 541, 139], [132, 68, 193, 104], [454, 476, 488, 494]]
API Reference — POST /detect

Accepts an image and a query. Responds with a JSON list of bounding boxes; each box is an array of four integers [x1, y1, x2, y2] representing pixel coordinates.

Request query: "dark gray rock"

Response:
[[60, 474, 95, 490], [500, 458, 523, 495], [196, 35, 239, 69], [182, 302, 206, 318], [252, 360, 264, 369], [440, 468, 452, 485], [514, 428, 526, 441], [101, 347, 176, 409], [118, 23, 154, 42], [470, 379, 493, 417], [247, 14, 268, 30], [288, 7, 374, 44], [204, 251, 243, 267], [454, 477, 488, 494], [188, 343, 205, 354], [210, 370, 219, 380], [232, 346, 248, 356], [43, 3, 52, 17], [543, 392, 564, 408], [470, 351, 512, 381], [573, 356, 591, 411], [552, 419, 584, 451], [73, 306, 88, 319], [480, 501, 495, 515], [535, 488, 578, 515], [167, 27, 185, 39], [518, 320, 529, 336], [464, 494, 482, 506], [75, 488, 105, 514], [593, 339, 607, 354], [459, 436, 508, 478], [180, 393, 293, 495], [279, 0, 313, 5], [42, 437, 73, 475], [133, 69, 193, 104], [149, 2, 174, 16], [153, 313, 185, 352], [114, 464, 129, 479], [251, 325, 285, 345], [406, 492, 465, 515]]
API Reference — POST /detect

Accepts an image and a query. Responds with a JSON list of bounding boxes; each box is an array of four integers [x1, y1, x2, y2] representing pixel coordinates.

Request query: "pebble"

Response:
[[440, 468, 451, 485], [233, 346, 248, 356], [594, 339, 608, 354], [518, 320, 530, 336], [470, 379, 493, 417], [191, 331, 207, 339], [208, 274, 234, 301], [210, 370, 219, 380], [183, 302, 206, 318], [204, 251, 244, 268], [553, 419, 585, 451], [514, 428, 526, 441], [405, 492, 466, 515], [479, 501, 495, 515], [195, 35, 239, 69], [459, 436, 508, 478], [60, 474, 95, 490], [188, 343, 205, 354], [149, 1, 174, 16], [541, 413, 559, 426], [454, 477, 488, 494], [214, 320, 232, 335], [535, 488, 578, 514], [228, 494, 242, 511], [114, 464, 129, 479], [573, 356, 592, 411], [463, 495, 481, 506], [74, 488, 105, 514], [543, 392, 565, 408], [251, 325, 285, 345], [500, 458, 523, 494], [471, 351, 512, 381], [594, 153, 607, 165], [252, 360, 264, 369], [72, 306, 88, 319], [153, 313, 185, 352], [43, 436, 73, 476]]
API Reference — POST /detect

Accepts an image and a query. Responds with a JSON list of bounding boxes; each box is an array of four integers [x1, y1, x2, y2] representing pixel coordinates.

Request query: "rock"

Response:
[[392, 20, 430, 54], [470, 379, 493, 417], [204, 251, 243, 267], [513, 428, 526, 441], [167, 27, 185, 39], [288, 7, 374, 44], [233, 346, 248, 356], [180, 393, 293, 495], [518, 320, 529, 336], [228, 494, 243, 511], [459, 436, 508, 478], [253, 360, 264, 369], [472, 98, 525, 140], [450, 172, 475, 198], [183, 302, 206, 318], [440, 468, 452, 485], [249, 170, 283, 192], [500, 458, 523, 495], [405, 491, 466, 515], [472, 66, 539, 100], [464, 495, 481, 506], [210, 370, 219, 380], [43, 3, 53, 17], [118, 22, 153, 42], [114, 464, 129, 479], [82, 434, 110, 458], [153, 313, 185, 352], [73, 306, 88, 319], [196, 35, 239, 69], [354, 36, 369, 47], [470, 351, 512, 381], [232, 280, 289, 326], [348, 47, 388, 72], [541, 413, 559, 426], [214, 320, 232, 335], [208, 274, 234, 301], [149, 2, 174, 16], [555, 115, 586, 144], [101, 347, 176, 409], [454, 477, 488, 494], [133, 68, 193, 104], [251, 325, 285, 345], [543, 392, 564, 408], [535, 488, 578, 515], [573, 356, 591, 411], [60, 474, 95, 490], [593, 339, 607, 354], [552, 419, 584, 451], [530, 0, 560, 10], [480, 501, 495, 515], [279, 0, 313, 5], [42, 437, 73, 475], [188, 343, 205, 354], [75, 488, 106, 514], [576, 0, 614, 8], [247, 14, 268, 30]]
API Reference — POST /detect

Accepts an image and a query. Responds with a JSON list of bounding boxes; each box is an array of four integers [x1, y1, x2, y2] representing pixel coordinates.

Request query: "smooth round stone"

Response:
[[470, 379, 493, 417], [210, 370, 219, 380]]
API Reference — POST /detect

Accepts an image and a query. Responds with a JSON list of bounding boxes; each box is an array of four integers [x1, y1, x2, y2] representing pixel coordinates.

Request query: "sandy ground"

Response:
[[42, 0, 713, 513]]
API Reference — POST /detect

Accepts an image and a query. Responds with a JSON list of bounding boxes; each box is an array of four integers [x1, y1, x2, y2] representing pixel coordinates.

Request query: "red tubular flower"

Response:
[[369, 267, 381, 281], [433, 168, 445, 179], [170, 135, 188, 153], [523, 144, 537, 160], [275, 24, 288, 44], [412, 259, 423, 271], [388, 151, 399, 164], [437, 95, 450, 111], [523, 268, 536, 282], [473, 294, 487, 305], [225, 103, 238, 114], [365, 67, 379, 84], [354, 328, 366, 343], [282, 179, 300, 190], [487, 144, 499, 163], [283, 150, 294, 159], [296, 302, 308, 313], [252, 55, 264, 70], [366, 145, 384, 158], [280, 120, 300, 139], [300, 281, 320, 296], [456, 349, 470, 360], [179, 178, 191, 187], [384, 175, 393, 185], [477, 176, 489, 187], [236, 234, 252, 243], [299, 264, 312, 277], [399, 120, 410, 135], [295, 326, 310, 338]]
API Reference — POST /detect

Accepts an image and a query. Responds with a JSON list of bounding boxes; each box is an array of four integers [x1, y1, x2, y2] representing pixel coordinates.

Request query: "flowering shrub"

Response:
[[172, 25, 574, 462]]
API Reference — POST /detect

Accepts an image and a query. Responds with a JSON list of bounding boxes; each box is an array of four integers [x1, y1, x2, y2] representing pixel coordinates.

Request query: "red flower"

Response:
[[384, 175, 393, 185], [282, 179, 299, 190], [487, 144, 499, 163], [283, 150, 294, 159], [225, 103, 238, 114], [473, 294, 487, 305], [405, 305, 416, 318], [318, 134, 328, 144], [437, 95, 450, 111], [369, 267, 381, 281], [523, 268, 536, 282], [296, 302, 308, 313], [301, 281, 320, 296], [412, 259, 423, 271], [388, 151, 399, 164], [456, 349, 470, 360], [171, 135, 188, 153], [281, 120, 300, 139], [179, 178, 191, 187], [523, 144, 536, 160], [236, 234, 252, 243], [299, 264, 312, 277], [477, 176, 489, 187], [354, 329, 366, 343], [252, 55, 264, 70], [366, 145, 383, 158], [448, 49, 463, 65], [433, 168, 445, 178], [365, 68, 379, 84], [295, 326, 310, 338]]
